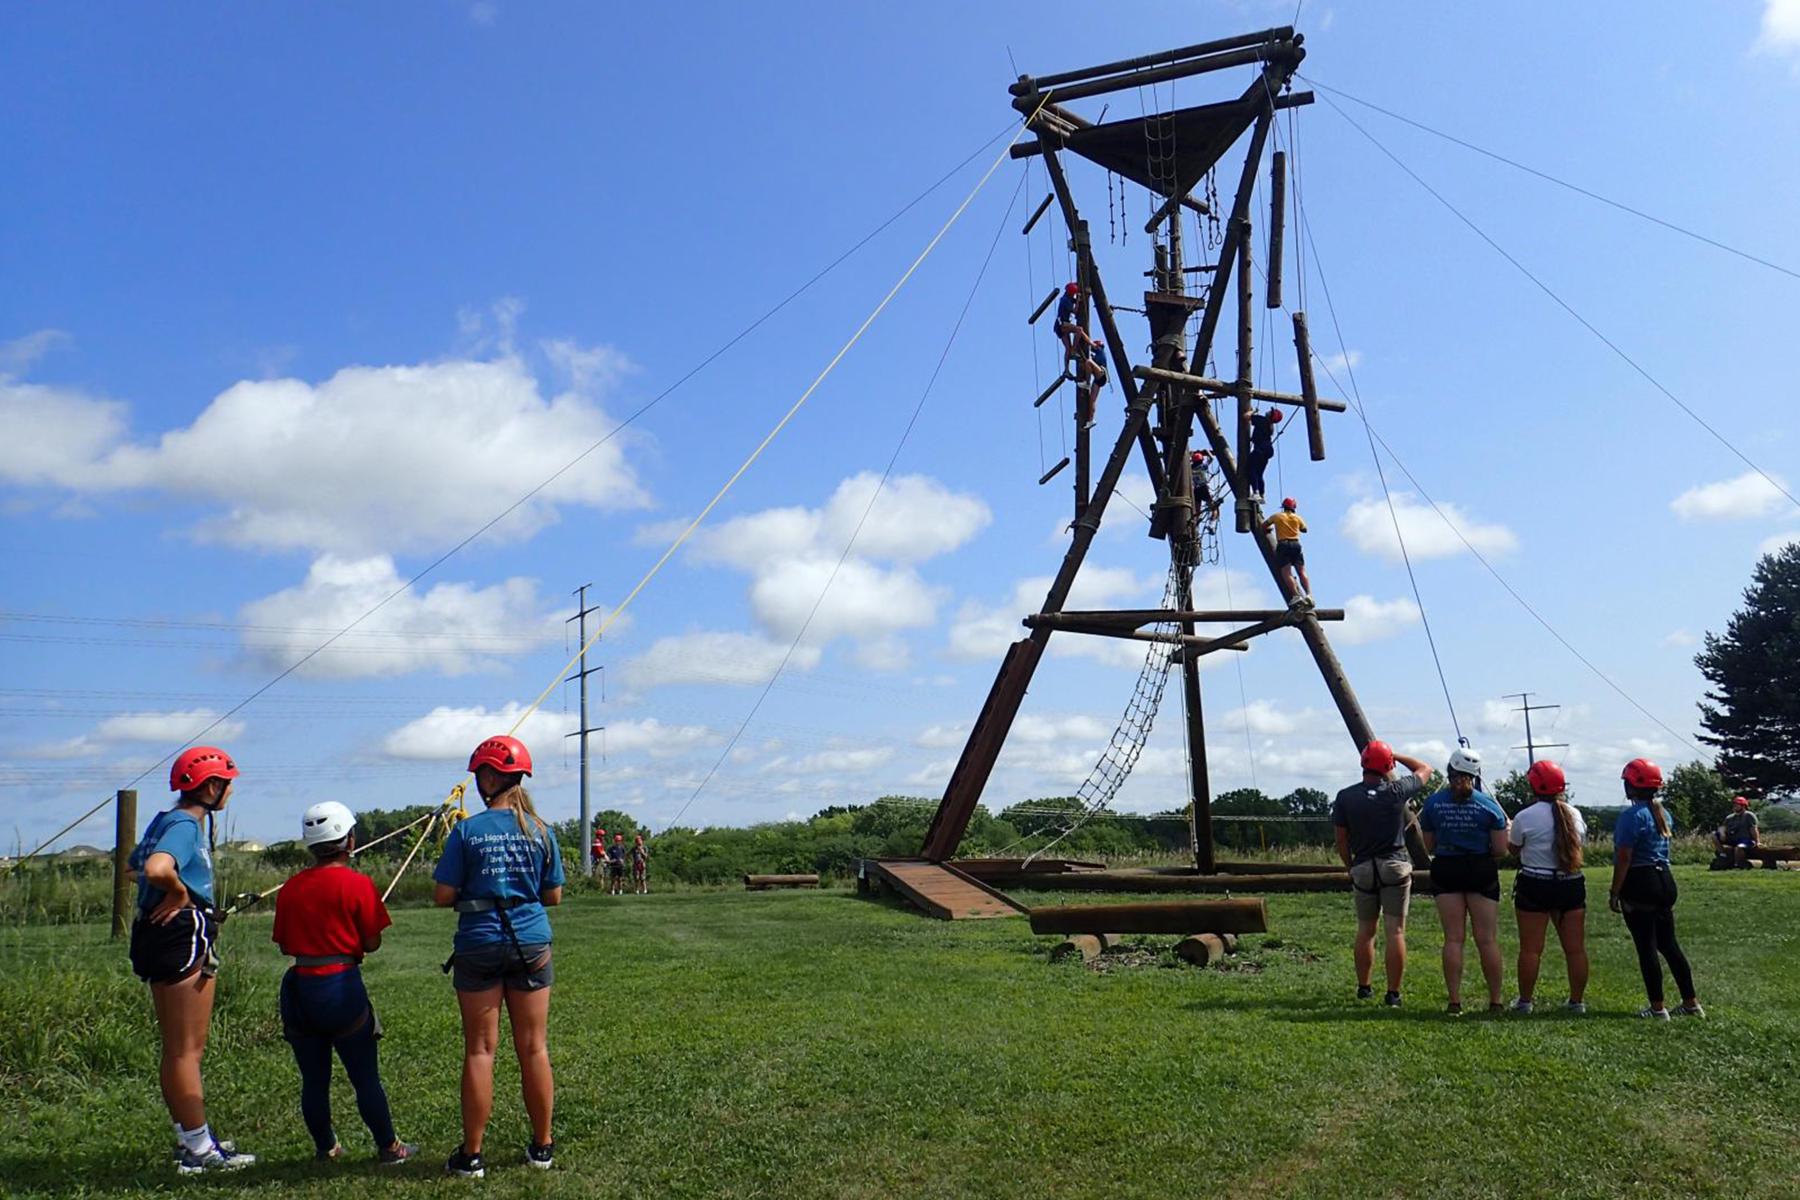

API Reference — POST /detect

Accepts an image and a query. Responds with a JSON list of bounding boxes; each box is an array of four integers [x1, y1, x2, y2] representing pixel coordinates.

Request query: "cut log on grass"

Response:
[[744, 873, 820, 890], [1219, 933, 1239, 953], [1028, 898, 1267, 936], [1051, 935, 1104, 963], [1175, 933, 1227, 966]]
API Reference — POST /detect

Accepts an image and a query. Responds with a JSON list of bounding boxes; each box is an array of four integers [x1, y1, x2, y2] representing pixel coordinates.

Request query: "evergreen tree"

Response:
[[1696, 542, 1800, 797]]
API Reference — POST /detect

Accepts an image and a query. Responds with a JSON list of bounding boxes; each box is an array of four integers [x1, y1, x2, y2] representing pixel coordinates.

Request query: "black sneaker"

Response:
[[1383, 991, 1402, 1008], [1355, 984, 1374, 1001], [526, 1141, 555, 1170], [446, 1147, 485, 1178], [1446, 1002, 1463, 1017]]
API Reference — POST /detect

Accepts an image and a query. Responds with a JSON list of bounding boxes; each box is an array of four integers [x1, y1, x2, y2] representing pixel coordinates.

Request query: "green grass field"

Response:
[[6, 869, 1799, 1199]]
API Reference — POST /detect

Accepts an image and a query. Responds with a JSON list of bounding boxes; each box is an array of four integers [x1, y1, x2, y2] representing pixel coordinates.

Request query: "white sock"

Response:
[[178, 1123, 213, 1154]]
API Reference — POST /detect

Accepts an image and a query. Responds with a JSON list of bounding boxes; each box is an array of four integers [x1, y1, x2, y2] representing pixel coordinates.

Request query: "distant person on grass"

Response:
[[1418, 745, 1509, 1015], [632, 833, 650, 894], [1713, 796, 1759, 869], [1332, 739, 1434, 1007], [127, 746, 256, 1175], [590, 827, 606, 876], [433, 735, 565, 1177], [608, 832, 628, 895], [1507, 759, 1589, 1014], [1611, 758, 1703, 1020], [272, 801, 416, 1164]]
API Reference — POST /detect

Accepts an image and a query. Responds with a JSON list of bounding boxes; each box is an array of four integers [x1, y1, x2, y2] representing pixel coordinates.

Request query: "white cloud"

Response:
[[1226, 700, 1301, 736], [382, 703, 576, 761], [946, 565, 1161, 662], [0, 329, 71, 374], [0, 349, 646, 554], [35, 708, 248, 760], [239, 555, 561, 679], [915, 723, 969, 749], [784, 746, 894, 774], [1340, 492, 1517, 561], [1756, 0, 1800, 54], [650, 473, 987, 675], [1012, 713, 1114, 743], [1671, 471, 1790, 521], [1320, 349, 1362, 376], [601, 718, 719, 758], [1337, 594, 1422, 645], [1760, 530, 1800, 556], [1660, 629, 1698, 649], [618, 631, 821, 693]]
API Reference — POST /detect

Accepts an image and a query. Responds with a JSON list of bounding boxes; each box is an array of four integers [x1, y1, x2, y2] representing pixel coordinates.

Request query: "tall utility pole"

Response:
[[1504, 692, 1567, 766], [566, 585, 605, 874]]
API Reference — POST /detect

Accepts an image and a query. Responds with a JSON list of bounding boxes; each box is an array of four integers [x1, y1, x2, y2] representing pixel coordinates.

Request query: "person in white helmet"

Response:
[[1417, 744, 1509, 1015], [271, 801, 417, 1165]]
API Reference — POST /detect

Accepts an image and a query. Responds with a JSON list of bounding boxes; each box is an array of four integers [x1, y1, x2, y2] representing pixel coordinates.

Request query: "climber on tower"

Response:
[[1245, 406, 1281, 499], [1261, 496, 1312, 605]]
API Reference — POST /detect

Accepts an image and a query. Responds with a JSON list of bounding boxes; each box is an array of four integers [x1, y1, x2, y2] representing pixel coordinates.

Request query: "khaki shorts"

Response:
[[1350, 857, 1412, 923]]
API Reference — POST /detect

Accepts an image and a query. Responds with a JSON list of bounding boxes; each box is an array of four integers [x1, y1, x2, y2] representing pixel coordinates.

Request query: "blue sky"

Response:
[[5, 1, 1800, 851]]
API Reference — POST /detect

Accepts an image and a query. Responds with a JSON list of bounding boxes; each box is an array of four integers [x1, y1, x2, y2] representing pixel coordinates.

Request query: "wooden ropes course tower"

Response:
[[908, 27, 1378, 890]]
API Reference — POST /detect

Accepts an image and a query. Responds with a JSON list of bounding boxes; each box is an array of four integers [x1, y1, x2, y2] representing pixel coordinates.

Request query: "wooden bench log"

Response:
[[744, 873, 819, 890], [1051, 935, 1104, 963], [1175, 933, 1227, 966], [1028, 898, 1267, 936]]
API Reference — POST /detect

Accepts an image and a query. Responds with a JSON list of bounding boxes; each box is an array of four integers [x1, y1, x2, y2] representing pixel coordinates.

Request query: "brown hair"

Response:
[[1626, 786, 1672, 838], [491, 782, 547, 840], [1548, 795, 1583, 874]]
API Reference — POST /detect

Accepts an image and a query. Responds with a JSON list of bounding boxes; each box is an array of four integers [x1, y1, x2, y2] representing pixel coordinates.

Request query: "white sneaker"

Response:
[[1674, 1002, 1706, 1019], [1637, 1005, 1671, 1021], [1510, 999, 1534, 1015], [177, 1140, 255, 1174], [1565, 1000, 1587, 1015]]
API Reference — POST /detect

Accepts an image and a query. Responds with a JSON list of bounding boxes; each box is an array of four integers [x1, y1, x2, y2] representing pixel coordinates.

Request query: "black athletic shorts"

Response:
[[1275, 540, 1305, 566], [451, 942, 554, 993], [129, 908, 220, 984], [1513, 872, 1586, 914], [1429, 854, 1500, 901], [1618, 863, 1677, 912]]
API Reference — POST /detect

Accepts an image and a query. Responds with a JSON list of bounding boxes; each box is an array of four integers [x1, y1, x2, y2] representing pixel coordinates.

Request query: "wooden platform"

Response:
[[862, 859, 1028, 920]]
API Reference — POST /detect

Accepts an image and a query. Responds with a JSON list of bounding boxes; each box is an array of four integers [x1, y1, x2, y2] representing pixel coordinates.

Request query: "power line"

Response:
[[1316, 90, 1800, 516], [1297, 74, 1800, 285]]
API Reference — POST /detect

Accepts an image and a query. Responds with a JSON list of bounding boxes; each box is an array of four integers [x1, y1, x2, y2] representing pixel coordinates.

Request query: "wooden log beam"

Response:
[[1028, 286, 1060, 326], [1028, 898, 1268, 936], [1021, 192, 1055, 236], [1009, 28, 1295, 95], [1026, 607, 1343, 630], [1022, 44, 1303, 108], [1051, 934, 1104, 963], [1293, 312, 1327, 461], [1175, 933, 1228, 966], [744, 873, 819, 890], [1132, 365, 1347, 414], [1267, 150, 1286, 310]]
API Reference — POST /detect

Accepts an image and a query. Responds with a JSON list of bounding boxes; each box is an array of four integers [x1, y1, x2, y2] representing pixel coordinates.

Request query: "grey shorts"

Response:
[[451, 942, 553, 993], [1350, 857, 1412, 923]]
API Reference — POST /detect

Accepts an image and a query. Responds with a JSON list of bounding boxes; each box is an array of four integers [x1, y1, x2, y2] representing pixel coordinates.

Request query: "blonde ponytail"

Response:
[[1549, 796, 1583, 874]]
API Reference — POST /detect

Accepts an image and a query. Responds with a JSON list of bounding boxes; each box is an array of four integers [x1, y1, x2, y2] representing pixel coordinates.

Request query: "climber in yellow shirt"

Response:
[[1261, 496, 1312, 605]]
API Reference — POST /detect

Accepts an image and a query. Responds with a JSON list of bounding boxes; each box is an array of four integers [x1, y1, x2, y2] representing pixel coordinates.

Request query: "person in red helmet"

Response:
[[1506, 759, 1589, 1014], [433, 735, 565, 1176], [1712, 795, 1759, 869], [1187, 448, 1218, 526], [1331, 739, 1434, 1007], [126, 746, 256, 1174], [1260, 496, 1311, 605], [1610, 758, 1702, 1019], [1244, 406, 1282, 499], [1053, 280, 1082, 349], [590, 826, 606, 877]]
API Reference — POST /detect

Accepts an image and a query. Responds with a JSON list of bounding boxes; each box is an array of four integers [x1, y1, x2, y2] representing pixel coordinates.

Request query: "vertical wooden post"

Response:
[[1267, 150, 1286, 310], [1233, 228, 1255, 532], [1072, 220, 1093, 517], [112, 789, 136, 939], [1292, 312, 1326, 461]]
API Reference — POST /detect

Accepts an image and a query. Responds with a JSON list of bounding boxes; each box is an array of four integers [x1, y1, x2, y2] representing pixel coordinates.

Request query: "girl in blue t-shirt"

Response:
[[1609, 759, 1701, 1019], [1418, 745, 1509, 1015], [433, 735, 564, 1178], [127, 745, 256, 1175]]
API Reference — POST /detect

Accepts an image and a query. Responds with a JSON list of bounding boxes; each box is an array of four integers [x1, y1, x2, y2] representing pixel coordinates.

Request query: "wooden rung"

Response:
[[1033, 374, 1067, 408], [1038, 457, 1070, 485], [1028, 287, 1059, 325], [1021, 192, 1055, 236]]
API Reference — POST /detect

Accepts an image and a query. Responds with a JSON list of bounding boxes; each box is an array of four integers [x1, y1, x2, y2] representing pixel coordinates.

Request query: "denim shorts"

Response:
[[451, 942, 553, 993]]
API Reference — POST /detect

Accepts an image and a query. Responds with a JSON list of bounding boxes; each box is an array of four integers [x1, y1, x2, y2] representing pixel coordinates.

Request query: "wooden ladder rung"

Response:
[[1039, 457, 1071, 485]]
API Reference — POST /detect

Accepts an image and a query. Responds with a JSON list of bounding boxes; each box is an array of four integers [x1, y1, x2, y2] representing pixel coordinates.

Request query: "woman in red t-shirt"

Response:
[[272, 801, 416, 1164]]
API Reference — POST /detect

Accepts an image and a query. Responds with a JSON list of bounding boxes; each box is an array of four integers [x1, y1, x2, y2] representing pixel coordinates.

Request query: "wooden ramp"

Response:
[[864, 859, 1028, 920]]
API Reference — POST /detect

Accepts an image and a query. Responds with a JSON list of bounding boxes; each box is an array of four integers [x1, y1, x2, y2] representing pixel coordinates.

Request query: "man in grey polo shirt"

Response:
[[1332, 739, 1434, 1007]]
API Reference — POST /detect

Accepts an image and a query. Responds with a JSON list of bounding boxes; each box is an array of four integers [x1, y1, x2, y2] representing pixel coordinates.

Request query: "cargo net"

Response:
[[1019, 539, 1197, 865]]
